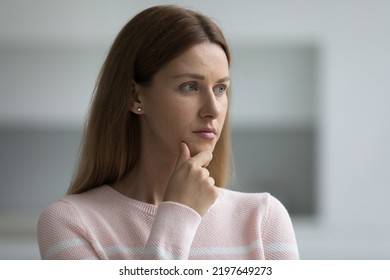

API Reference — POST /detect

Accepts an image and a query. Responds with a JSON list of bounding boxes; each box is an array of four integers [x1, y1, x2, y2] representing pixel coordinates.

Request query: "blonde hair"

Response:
[[68, 5, 232, 194]]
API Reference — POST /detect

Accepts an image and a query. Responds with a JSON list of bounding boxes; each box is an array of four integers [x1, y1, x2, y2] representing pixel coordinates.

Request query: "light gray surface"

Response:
[[230, 127, 315, 215], [0, 126, 81, 214]]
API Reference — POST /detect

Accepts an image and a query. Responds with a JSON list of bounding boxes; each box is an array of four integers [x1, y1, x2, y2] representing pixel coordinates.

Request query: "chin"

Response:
[[188, 142, 216, 156]]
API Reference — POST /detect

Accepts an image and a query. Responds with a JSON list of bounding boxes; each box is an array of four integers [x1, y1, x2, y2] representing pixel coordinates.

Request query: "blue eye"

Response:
[[213, 85, 227, 95], [181, 83, 198, 92]]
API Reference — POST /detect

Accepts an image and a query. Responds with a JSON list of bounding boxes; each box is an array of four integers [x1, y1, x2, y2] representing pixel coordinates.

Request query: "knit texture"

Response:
[[37, 185, 299, 260]]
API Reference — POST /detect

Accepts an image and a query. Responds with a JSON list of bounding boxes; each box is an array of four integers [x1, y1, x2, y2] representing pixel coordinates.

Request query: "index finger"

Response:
[[174, 142, 191, 169], [191, 150, 213, 168]]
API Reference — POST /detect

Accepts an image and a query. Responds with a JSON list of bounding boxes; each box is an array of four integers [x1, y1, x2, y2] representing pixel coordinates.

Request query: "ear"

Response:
[[129, 80, 145, 114]]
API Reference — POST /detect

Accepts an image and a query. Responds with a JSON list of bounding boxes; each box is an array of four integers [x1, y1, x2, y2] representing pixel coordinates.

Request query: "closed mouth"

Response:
[[193, 128, 217, 135]]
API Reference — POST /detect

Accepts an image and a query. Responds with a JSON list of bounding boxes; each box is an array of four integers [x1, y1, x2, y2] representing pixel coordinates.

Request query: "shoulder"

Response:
[[217, 187, 280, 209], [37, 197, 88, 252], [215, 188, 290, 220], [43, 185, 111, 210], [37, 188, 111, 259], [38, 186, 110, 227], [38, 195, 83, 233]]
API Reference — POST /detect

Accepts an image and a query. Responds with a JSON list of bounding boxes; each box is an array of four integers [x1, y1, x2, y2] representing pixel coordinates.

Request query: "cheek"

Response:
[[146, 99, 191, 135], [219, 98, 229, 121], [156, 100, 191, 121]]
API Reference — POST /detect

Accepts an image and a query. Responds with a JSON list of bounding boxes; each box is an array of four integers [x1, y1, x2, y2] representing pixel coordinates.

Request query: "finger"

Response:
[[191, 150, 213, 168], [175, 142, 191, 169], [201, 167, 210, 179], [208, 176, 215, 187]]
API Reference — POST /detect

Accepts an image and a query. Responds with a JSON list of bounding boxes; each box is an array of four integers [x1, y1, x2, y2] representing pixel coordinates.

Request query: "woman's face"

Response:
[[135, 42, 230, 157]]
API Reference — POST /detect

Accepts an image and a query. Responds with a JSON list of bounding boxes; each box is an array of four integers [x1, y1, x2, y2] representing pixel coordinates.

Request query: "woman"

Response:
[[37, 5, 299, 260]]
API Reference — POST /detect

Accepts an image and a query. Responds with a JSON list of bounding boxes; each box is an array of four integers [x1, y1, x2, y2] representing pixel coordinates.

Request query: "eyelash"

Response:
[[180, 83, 227, 95]]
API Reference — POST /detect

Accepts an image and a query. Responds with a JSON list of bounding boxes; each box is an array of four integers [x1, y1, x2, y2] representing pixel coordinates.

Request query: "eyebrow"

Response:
[[172, 73, 230, 83]]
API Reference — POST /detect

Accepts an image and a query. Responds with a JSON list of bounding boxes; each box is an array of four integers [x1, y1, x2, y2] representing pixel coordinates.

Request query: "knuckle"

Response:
[[184, 159, 197, 171], [202, 168, 210, 177]]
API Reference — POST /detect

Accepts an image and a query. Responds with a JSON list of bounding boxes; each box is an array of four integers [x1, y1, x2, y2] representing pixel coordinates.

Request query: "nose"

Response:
[[199, 89, 221, 119]]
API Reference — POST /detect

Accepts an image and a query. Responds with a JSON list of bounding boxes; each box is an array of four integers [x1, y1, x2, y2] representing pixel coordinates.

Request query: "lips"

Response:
[[193, 127, 217, 139]]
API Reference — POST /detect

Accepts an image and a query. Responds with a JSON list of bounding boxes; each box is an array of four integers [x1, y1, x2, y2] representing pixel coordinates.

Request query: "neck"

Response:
[[113, 144, 177, 205]]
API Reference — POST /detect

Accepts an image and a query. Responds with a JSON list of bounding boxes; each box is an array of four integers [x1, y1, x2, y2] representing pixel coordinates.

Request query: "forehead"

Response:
[[158, 43, 230, 78]]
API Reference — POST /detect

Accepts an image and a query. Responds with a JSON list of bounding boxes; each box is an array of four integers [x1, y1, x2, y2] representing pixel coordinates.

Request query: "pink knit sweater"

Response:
[[37, 185, 299, 259]]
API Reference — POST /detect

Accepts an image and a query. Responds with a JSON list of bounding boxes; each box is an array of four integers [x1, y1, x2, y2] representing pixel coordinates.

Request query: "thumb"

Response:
[[175, 142, 190, 169]]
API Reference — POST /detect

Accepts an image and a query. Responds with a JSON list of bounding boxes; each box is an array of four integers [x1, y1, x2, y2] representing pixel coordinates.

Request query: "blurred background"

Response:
[[1, 0, 389, 259]]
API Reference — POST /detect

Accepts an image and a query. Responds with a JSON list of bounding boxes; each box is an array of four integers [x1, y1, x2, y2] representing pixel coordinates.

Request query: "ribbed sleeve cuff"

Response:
[[144, 201, 202, 259]]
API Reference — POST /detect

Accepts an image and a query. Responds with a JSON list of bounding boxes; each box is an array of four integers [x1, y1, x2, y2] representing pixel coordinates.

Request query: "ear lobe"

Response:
[[129, 81, 144, 114]]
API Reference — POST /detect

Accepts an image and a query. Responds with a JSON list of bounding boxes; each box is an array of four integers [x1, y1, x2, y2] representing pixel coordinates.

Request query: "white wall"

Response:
[[1, 0, 389, 259]]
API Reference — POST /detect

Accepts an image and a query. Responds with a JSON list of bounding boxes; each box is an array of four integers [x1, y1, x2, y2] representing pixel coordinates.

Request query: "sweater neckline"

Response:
[[102, 185, 159, 216], [100, 184, 224, 217]]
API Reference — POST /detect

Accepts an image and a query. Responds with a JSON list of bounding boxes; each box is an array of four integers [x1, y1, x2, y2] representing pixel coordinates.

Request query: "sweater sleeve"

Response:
[[142, 201, 202, 259], [37, 200, 100, 260], [38, 199, 202, 260], [261, 195, 300, 260]]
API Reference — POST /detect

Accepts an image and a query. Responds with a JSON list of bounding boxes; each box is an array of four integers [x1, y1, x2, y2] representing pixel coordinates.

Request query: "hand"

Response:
[[163, 142, 219, 216]]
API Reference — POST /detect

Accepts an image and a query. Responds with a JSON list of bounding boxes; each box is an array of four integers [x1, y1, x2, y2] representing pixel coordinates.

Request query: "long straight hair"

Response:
[[68, 5, 232, 194]]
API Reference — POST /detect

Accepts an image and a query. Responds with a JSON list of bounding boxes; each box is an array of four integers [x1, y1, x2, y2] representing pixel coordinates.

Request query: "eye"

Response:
[[181, 83, 198, 92], [213, 84, 227, 95]]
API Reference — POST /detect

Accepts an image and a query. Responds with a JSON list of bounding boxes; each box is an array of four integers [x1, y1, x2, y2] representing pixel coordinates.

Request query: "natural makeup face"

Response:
[[133, 42, 230, 157]]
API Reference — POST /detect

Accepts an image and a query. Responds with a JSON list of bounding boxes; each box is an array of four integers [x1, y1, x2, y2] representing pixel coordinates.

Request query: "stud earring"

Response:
[[137, 107, 142, 112]]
